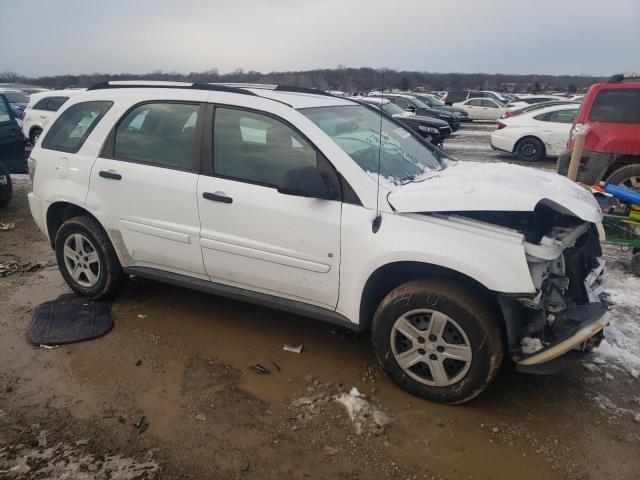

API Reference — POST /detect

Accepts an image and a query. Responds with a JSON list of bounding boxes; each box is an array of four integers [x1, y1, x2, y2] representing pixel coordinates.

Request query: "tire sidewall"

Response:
[[606, 164, 640, 191], [55, 219, 110, 298], [372, 283, 502, 403]]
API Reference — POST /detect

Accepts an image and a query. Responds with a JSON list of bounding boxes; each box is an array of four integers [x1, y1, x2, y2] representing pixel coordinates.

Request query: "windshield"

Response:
[[425, 94, 445, 106], [408, 97, 429, 109], [1, 92, 29, 103], [379, 101, 406, 116], [301, 105, 444, 183]]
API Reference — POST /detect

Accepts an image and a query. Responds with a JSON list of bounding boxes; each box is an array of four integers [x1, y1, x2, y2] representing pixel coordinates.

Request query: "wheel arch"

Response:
[[359, 261, 505, 334], [602, 155, 640, 180], [46, 201, 101, 248]]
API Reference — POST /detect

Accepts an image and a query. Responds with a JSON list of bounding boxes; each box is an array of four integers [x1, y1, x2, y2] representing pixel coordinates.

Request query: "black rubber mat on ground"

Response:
[[26, 293, 113, 346]]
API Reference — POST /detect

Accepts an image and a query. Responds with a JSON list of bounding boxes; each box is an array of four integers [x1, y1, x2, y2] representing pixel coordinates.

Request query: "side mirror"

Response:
[[406, 106, 416, 112], [277, 167, 337, 200]]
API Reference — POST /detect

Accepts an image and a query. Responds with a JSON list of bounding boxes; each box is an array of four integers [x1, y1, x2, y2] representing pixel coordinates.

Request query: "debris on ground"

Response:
[[283, 344, 303, 354], [0, 222, 15, 231], [250, 363, 270, 374], [0, 431, 159, 479], [133, 416, 149, 434], [270, 360, 281, 372], [0, 255, 46, 277]]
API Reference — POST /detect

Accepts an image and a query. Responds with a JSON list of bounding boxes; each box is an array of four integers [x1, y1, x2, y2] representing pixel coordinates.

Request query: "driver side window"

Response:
[[213, 107, 317, 186]]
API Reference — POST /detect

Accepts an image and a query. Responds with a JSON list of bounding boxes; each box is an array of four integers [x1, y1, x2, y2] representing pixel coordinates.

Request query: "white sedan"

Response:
[[452, 98, 506, 120], [490, 104, 579, 161]]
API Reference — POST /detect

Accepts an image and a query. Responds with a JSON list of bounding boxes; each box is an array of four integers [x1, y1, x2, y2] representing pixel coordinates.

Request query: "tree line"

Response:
[[0, 67, 604, 94]]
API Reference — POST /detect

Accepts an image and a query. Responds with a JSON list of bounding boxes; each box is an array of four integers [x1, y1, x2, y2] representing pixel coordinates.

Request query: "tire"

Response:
[[55, 215, 124, 299], [0, 163, 12, 208], [515, 137, 545, 161], [605, 164, 640, 192], [371, 278, 503, 404], [29, 128, 42, 145]]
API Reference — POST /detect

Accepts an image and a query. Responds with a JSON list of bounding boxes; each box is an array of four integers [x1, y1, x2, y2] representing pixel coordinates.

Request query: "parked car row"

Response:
[[353, 97, 452, 145]]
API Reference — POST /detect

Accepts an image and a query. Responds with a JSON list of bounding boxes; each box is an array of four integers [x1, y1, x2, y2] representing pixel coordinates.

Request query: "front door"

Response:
[[197, 106, 342, 309], [89, 101, 206, 277]]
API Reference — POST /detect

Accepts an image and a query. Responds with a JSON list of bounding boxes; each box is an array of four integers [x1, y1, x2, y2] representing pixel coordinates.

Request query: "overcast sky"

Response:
[[2, 0, 639, 77]]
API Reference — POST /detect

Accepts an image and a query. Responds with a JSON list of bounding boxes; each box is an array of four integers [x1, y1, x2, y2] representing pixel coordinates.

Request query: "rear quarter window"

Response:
[[41, 101, 112, 153], [589, 88, 640, 123]]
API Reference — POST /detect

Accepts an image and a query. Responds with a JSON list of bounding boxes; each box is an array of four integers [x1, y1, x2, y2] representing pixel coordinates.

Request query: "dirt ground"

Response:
[[1, 127, 640, 479]]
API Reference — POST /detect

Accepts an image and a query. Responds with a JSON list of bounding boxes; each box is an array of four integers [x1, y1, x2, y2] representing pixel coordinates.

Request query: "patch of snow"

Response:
[[521, 337, 544, 354], [334, 387, 389, 436], [594, 265, 640, 379]]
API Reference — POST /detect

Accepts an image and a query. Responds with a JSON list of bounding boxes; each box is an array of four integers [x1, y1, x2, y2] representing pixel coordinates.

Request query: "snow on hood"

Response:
[[386, 161, 602, 223]]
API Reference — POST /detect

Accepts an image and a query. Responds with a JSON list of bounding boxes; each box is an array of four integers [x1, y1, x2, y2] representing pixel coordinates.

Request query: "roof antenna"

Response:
[[372, 68, 384, 234]]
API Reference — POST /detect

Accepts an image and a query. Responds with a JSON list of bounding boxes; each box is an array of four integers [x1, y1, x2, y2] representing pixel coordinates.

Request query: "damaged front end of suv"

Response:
[[461, 204, 609, 373]]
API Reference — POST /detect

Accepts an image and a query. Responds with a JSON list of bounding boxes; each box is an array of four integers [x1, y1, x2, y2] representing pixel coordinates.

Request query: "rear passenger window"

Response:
[[589, 89, 640, 123], [46, 96, 69, 112], [213, 108, 317, 186], [41, 101, 112, 153], [33, 98, 50, 110], [114, 102, 200, 170]]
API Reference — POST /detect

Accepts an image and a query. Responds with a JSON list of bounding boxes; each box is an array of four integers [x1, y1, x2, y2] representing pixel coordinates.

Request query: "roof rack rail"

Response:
[[608, 73, 640, 83], [86, 81, 258, 96], [273, 85, 334, 97], [214, 83, 335, 97]]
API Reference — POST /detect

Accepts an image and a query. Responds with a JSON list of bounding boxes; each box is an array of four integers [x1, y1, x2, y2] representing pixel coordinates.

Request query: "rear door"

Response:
[[480, 99, 504, 120], [197, 105, 342, 309], [463, 99, 483, 118], [536, 108, 578, 156], [89, 101, 206, 277]]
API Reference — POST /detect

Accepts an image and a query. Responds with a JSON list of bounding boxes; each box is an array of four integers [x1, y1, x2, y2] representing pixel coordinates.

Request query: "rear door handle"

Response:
[[203, 192, 233, 204], [99, 170, 122, 180]]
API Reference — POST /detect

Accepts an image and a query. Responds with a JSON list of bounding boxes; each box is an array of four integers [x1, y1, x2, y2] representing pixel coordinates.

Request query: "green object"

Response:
[[602, 214, 640, 248]]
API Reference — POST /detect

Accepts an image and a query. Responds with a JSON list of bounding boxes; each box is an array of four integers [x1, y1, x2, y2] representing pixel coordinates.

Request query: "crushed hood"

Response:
[[387, 161, 602, 223]]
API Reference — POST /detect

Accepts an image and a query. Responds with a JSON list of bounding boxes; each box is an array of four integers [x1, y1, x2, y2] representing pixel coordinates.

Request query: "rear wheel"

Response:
[[55, 215, 124, 299], [0, 163, 12, 208], [371, 279, 503, 404], [606, 164, 640, 192], [515, 137, 545, 161]]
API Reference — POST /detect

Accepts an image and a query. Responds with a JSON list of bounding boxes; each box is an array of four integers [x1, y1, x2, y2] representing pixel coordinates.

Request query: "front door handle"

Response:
[[99, 170, 122, 180], [203, 192, 233, 204]]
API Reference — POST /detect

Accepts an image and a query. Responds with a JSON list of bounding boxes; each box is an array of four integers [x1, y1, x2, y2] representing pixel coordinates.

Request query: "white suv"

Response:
[[28, 81, 608, 403], [21, 89, 84, 144]]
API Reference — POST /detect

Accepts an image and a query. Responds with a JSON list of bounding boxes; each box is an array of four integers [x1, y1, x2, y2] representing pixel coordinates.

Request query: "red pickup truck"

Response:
[[557, 74, 640, 190]]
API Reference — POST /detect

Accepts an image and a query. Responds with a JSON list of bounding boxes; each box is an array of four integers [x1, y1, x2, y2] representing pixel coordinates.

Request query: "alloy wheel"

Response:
[[390, 309, 472, 387], [619, 175, 640, 191], [62, 233, 101, 288]]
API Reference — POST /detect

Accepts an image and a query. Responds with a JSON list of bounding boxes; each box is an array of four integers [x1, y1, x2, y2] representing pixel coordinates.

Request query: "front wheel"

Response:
[[371, 279, 504, 404], [55, 215, 125, 299]]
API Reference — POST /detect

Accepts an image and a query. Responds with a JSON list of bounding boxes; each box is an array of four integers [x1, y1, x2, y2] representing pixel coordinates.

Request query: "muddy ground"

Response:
[[1, 125, 639, 479]]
